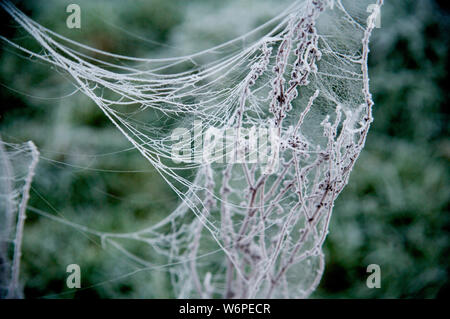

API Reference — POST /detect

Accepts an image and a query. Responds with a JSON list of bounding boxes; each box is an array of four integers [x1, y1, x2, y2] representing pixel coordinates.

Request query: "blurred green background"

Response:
[[0, 0, 448, 298]]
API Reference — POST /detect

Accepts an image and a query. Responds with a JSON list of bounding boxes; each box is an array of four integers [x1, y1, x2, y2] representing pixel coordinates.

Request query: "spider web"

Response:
[[0, 0, 382, 298]]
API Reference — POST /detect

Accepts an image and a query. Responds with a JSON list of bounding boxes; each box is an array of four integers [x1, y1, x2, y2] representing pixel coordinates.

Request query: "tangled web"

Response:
[[0, 138, 39, 298], [1, 0, 382, 298]]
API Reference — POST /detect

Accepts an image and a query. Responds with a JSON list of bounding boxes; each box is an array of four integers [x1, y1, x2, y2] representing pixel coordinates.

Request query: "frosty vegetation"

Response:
[[0, 138, 39, 298], [0, 0, 382, 298]]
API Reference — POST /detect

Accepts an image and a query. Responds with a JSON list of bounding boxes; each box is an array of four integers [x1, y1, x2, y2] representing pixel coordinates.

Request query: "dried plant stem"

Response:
[[7, 141, 39, 299]]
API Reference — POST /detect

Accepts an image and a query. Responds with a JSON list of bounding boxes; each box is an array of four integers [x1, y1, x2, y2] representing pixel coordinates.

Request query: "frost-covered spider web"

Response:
[[0, 138, 39, 298], [0, 0, 382, 298]]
